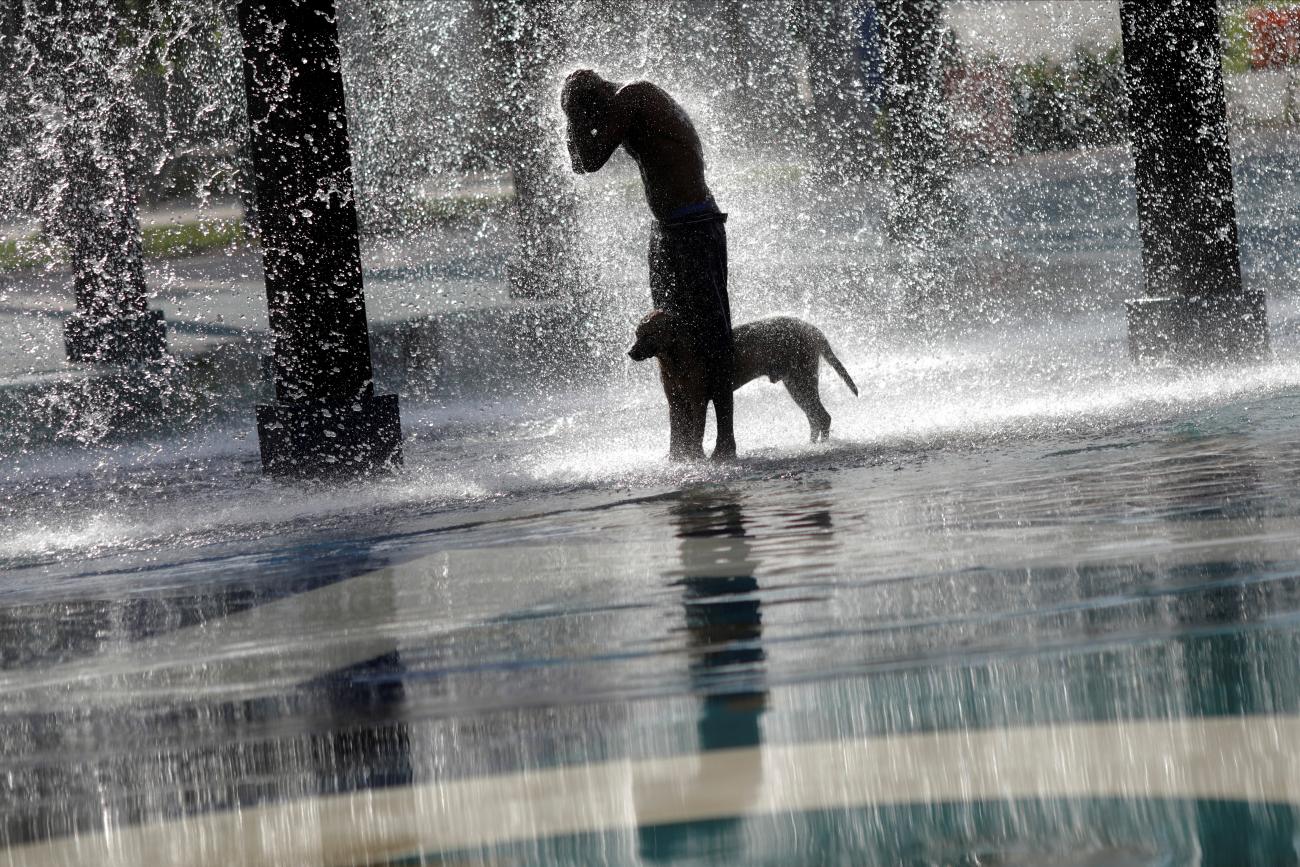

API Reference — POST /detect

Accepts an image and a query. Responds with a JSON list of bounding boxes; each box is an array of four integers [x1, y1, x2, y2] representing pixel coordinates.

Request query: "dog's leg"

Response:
[[785, 370, 832, 442]]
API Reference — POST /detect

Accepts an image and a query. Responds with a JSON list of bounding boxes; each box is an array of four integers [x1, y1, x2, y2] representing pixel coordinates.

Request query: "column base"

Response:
[[65, 309, 166, 364], [1125, 296, 1269, 366], [256, 392, 402, 477]]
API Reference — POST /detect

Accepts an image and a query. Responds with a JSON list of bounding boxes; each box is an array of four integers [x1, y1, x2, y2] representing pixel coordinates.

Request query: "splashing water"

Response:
[[2, 2, 1300, 864]]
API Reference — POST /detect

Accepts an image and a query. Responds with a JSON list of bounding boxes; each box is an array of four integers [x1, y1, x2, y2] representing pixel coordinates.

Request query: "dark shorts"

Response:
[[648, 211, 732, 362]]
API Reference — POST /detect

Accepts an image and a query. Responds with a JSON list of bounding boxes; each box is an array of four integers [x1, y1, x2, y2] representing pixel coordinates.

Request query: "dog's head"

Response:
[[628, 309, 678, 361]]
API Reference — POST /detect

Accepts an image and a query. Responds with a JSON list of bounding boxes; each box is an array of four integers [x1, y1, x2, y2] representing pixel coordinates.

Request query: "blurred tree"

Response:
[[0, 3, 35, 217], [337, 1, 409, 233], [715, 0, 806, 149], [1011, 47, 1127, 155]]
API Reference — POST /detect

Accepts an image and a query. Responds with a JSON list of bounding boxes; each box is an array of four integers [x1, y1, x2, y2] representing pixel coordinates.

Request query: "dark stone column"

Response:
[[237, 0, 401, 476], [46, 0, 166, 365], [1121, 0, 1268, 364]]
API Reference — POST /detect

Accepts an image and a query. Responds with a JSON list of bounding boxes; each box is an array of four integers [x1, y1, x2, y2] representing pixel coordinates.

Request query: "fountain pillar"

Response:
[[52, 0, 166, 365], [1120, 0, 1268, 364], [473, 0, 582, 300], [876, 0, 958, 246], [236, 0, 401, 476]]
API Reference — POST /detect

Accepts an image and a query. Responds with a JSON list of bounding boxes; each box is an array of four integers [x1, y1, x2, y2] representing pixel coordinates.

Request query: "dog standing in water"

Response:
[[561, 69, 736, 461], [629, 311, 858, 451]]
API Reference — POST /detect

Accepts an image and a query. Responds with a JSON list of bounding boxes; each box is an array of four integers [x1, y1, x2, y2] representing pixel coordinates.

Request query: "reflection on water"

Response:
[[639, 490, 768, 862], [6, 393, 1300, 864], [671, 492, 768, 754]]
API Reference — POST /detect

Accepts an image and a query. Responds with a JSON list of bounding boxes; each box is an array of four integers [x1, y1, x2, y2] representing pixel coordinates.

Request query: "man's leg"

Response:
[[707, 221, 735, 459], [709, 332, 737, 460], [664, 375, 690, 460], [711, 387, 736, 459], [685, 394, 709, 460]]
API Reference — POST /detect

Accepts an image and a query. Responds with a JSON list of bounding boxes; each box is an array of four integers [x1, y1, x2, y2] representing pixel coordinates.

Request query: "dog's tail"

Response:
[[819, 335, 859, 397]]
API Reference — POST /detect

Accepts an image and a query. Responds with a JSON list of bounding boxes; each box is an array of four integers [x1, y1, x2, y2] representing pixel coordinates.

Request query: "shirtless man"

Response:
[[560, 68, 736, 461]]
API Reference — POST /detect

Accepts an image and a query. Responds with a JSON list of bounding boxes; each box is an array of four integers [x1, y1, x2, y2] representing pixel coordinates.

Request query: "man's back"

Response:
[[562, 73, 715, 221], [617, 81, 714, 220]]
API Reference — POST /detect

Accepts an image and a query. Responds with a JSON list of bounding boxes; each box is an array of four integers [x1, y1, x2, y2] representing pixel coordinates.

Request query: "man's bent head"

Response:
[[561, 68, 618, 117]]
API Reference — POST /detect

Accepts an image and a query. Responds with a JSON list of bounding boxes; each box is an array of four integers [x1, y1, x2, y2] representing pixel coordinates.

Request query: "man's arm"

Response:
[[566, 98, 625, 174], [565, 83, 651, 174]]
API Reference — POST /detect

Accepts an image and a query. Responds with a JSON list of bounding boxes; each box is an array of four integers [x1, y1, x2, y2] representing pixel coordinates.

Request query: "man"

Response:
[[561, 68, 736, 461]]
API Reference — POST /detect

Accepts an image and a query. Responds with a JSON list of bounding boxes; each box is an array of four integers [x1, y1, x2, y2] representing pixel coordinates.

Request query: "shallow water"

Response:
[[6, 300, 1300, 864]]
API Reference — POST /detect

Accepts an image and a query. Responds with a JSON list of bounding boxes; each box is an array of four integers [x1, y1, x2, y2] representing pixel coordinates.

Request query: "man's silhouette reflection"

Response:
[[675, 496, 768, 753], [639, 489, 767, 861]]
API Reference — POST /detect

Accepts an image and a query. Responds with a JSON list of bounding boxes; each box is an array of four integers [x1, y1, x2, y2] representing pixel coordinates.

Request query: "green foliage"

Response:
[[0, 218, 247, 273], [1222, 5, 1254, 75], [0, 237, 47, 272], [141, 219, 245, 258], [1010, 45, 1128, 154]]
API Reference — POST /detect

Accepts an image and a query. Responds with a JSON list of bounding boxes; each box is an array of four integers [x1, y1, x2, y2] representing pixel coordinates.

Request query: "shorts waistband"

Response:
[[659, 200, 727, 227]]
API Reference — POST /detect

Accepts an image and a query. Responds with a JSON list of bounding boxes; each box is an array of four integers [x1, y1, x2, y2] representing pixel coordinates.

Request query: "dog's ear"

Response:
[[636, 310, 660, 336], [649, 311, 683, 346], [646, 309, 679, 334]]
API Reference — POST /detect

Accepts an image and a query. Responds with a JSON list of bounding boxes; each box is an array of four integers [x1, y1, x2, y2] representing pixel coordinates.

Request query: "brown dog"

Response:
[[629, 311, 858, 457]]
